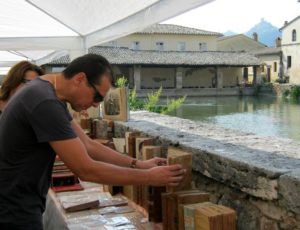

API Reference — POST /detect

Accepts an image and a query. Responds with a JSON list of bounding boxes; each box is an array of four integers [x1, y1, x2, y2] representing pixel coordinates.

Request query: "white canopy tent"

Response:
[[0, 0, 214, 69]]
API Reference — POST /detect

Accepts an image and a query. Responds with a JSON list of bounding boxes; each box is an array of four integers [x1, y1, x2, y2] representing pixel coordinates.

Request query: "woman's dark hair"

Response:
[[62, 54, 114, 85], [0, 61, 44, 101]]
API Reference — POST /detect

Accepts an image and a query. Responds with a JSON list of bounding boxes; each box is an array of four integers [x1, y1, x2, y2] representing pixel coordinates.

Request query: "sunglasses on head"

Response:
[[88, 82, 104, 103]]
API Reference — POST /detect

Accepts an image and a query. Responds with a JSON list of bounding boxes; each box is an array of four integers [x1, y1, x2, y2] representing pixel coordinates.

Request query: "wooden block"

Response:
[[195, 205, 223, 230], [161, 190, 205, 230], [113, 137, 126, 153], [142, 146, 162, 160], [209, 205, 236, 230], [162, 192, 176, 230], [184, 202, 214, 230], [148, 186, 166, 222], [102, 118, 114, 132], [135, 137, 152, 160], [125, 131, 140, 157], [177, 192, 210, 230], [167, 147, 193, 192]]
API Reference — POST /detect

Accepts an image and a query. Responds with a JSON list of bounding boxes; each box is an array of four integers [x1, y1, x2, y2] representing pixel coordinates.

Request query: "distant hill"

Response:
[[245, 18, 281, 47]]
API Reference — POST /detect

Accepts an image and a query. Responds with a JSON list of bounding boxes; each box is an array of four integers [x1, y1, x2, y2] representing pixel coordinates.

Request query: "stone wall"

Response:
[[114, 111, 300, 230]]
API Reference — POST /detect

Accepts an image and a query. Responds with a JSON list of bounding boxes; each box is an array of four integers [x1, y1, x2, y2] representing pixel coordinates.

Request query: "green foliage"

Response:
[[144, 86, 162, 112], [290, 86, 300, 100], [162, 96, 187, 115], [283, 89, 290, 98], [114, 77, 186, 114], [128, 87, 144, 110], [115, 76, 127, 88]]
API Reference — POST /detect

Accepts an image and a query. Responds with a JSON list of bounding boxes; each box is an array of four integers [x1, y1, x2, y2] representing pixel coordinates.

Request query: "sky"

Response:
[[164, 0, 300, 33]]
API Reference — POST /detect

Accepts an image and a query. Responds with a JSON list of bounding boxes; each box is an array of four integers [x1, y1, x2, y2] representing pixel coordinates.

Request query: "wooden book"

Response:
[[103, 87, 129, 122], [209, 205, 236, 230], [125, 131, 140, 157], [142, 146, 162, 160], [184, 202, 214, 230], [113, 137, 126, 153], [162, 192, 176, 230], [135, 137, 152, 160], [60, 195, 100, 212], [195, 205, 223, 230], [162, 190, 208, 230], [148, 186, 166, 222], [167, 147, 193, 192], [177, 192, 210, 230]]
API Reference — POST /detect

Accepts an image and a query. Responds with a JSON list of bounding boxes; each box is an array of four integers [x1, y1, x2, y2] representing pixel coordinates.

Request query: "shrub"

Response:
[[115, 76, 186, 114]]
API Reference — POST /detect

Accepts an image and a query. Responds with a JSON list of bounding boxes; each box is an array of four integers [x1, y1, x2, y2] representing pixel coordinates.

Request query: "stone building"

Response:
[[43, 24, 262, 96], [280, 15, 300, 84]]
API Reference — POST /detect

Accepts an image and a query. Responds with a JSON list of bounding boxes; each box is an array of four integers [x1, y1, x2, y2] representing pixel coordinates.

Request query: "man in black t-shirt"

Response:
[[0, 54, 185, 229]]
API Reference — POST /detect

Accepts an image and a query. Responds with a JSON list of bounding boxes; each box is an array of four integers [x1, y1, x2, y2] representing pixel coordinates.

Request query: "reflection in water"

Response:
[[167, 96, 300, 141]]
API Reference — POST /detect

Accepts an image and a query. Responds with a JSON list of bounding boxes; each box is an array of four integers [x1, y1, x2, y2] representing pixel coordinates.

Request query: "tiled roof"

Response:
[[47, 47, 261, 67], [136, 24, 223, 36], [88, 46, 261, 66], [251, 47, 282, 56]]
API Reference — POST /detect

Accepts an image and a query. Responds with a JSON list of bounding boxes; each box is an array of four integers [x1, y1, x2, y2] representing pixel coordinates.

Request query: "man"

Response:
[[0, 54, 184, 230]]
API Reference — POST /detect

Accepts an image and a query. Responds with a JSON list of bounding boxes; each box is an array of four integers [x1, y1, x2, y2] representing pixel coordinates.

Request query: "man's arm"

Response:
[[49, 137, 184, 186], [71, 120, 163, 169]]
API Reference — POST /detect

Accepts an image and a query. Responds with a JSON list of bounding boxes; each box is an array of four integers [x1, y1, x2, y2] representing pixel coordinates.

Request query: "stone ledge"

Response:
[[114, 111, 300, 201], [279, 169, 300, 214]]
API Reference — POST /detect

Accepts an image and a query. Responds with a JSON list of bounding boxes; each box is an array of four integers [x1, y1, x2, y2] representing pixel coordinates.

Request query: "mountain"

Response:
[[223, 30, 237, 36], [244, 18, 281, 47]]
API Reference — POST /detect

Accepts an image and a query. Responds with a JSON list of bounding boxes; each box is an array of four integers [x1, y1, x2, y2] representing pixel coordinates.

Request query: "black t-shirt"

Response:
[[0, 78, 76, 224]]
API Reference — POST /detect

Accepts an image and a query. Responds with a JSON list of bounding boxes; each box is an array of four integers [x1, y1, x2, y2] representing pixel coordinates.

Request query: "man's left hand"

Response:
[[137, 157, 167, 169]]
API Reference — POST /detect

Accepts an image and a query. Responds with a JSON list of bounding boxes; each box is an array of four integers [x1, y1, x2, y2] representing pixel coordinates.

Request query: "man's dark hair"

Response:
[[63, 54, 113, 85]]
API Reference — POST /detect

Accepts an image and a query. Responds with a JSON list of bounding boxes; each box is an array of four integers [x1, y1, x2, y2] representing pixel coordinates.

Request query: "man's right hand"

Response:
[[146, 164, 186, 187]]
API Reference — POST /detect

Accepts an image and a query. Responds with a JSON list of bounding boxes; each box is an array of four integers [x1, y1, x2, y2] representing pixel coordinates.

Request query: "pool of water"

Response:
[[168, 96, 300, 141]]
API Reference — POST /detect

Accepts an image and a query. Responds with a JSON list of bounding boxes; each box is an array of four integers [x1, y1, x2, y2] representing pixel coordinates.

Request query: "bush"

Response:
[[282, 89, 290, 98], [115, 76, 186, 114], [290, 86, 300, 100]]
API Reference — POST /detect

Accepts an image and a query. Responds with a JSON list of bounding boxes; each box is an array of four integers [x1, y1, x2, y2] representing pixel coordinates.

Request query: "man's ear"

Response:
[[73, 72, 86, 85]]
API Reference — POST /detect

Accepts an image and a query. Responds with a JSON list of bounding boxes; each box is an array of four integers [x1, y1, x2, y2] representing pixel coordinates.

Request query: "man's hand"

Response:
[[146, 164, 185, 187], [137, 157, 167, 169]]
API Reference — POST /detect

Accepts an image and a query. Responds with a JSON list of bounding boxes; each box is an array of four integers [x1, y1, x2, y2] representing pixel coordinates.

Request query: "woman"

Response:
[[0, 61, 44, 113]]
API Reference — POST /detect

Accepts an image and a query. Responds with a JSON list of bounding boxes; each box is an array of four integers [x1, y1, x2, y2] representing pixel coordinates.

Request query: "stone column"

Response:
[[133, 65, 141, 90], [176, 67, 183, 89], [253, 66, 257, 86], [217, 67, 223, 89]]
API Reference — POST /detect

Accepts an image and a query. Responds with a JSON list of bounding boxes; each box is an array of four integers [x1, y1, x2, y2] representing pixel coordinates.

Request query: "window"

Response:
[[109, 40, 117, 48], [273, 62, 277, 72], [132, 41, 140, 50], [199, 42, 207, 51], [287, 56, 292, 68], [156, 42, 164, 51], [177, 42, 186, 51], [292, 29, 297, 42]]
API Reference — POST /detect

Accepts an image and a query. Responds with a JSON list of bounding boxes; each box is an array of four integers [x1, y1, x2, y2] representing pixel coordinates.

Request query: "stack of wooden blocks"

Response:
[[162, 147, 237, 230]]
